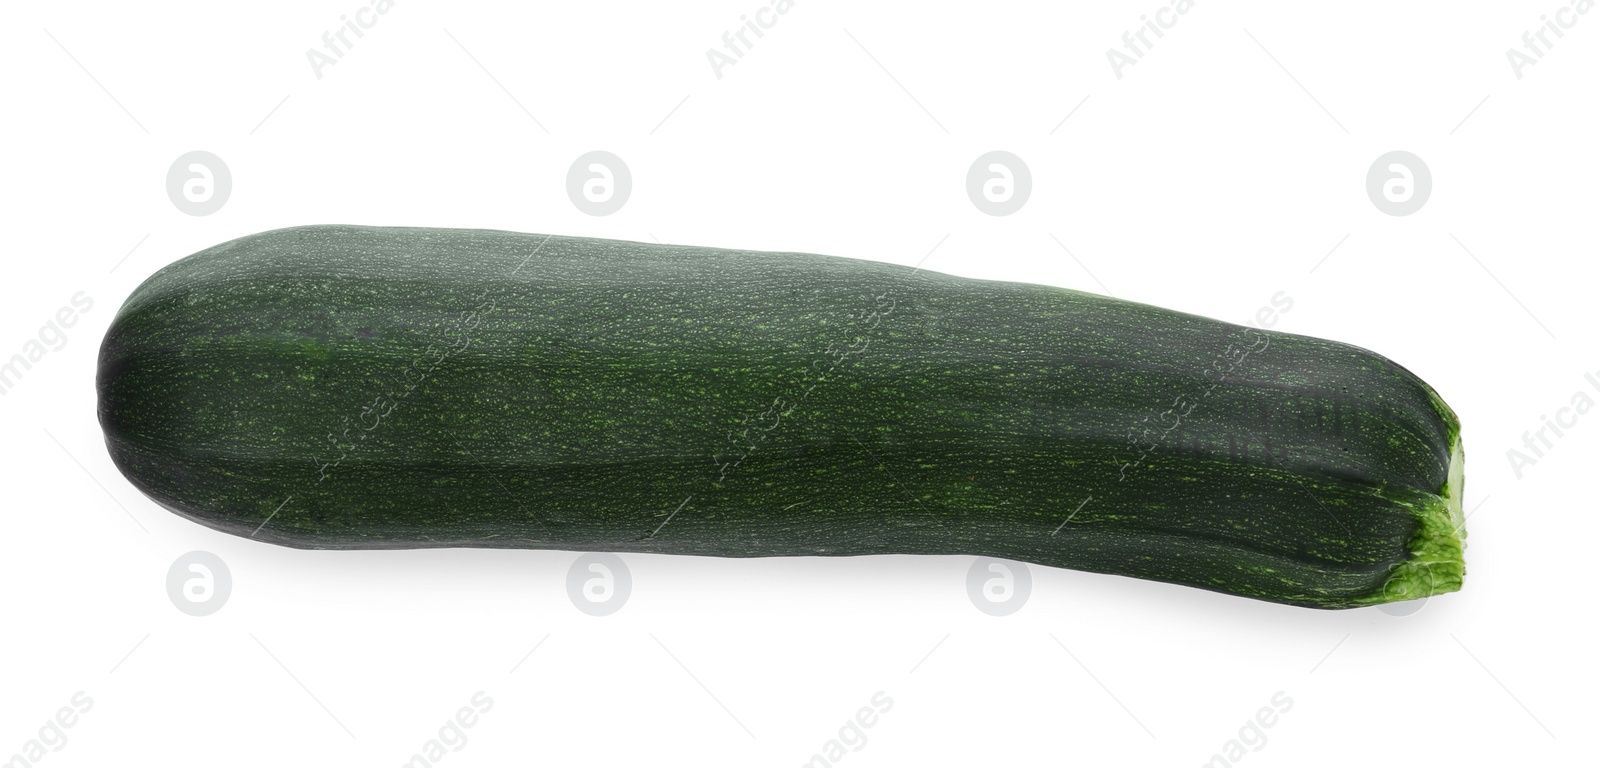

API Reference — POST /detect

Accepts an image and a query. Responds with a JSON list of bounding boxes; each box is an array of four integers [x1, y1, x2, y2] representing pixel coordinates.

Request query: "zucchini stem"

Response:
[[1360, 437, 1467, 606]]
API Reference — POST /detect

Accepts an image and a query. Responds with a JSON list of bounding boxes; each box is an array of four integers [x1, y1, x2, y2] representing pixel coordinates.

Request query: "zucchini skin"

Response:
[[97, 225, 1464, 608]]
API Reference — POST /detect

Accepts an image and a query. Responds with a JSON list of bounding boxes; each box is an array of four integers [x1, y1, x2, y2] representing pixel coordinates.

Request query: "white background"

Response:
[[2, 1, 1594, 765]]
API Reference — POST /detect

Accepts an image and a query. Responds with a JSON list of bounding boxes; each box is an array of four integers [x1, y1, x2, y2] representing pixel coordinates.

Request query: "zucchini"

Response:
[[97, 225, 1465, 609]]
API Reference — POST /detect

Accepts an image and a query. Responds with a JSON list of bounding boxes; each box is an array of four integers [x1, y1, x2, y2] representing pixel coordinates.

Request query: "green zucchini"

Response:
[[97, 225, 1465, 609]]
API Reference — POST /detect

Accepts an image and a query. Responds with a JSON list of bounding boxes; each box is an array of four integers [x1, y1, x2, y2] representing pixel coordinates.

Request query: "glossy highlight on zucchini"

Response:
[[97, 225, 1465, 609]]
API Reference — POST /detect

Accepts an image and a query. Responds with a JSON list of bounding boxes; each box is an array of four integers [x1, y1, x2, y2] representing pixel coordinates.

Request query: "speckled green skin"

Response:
[[97, 225, 1464, 608]]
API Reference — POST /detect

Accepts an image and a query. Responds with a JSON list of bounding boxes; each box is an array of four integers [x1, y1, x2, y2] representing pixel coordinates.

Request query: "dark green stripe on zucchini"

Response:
[[97, 225, 1465, 608]]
